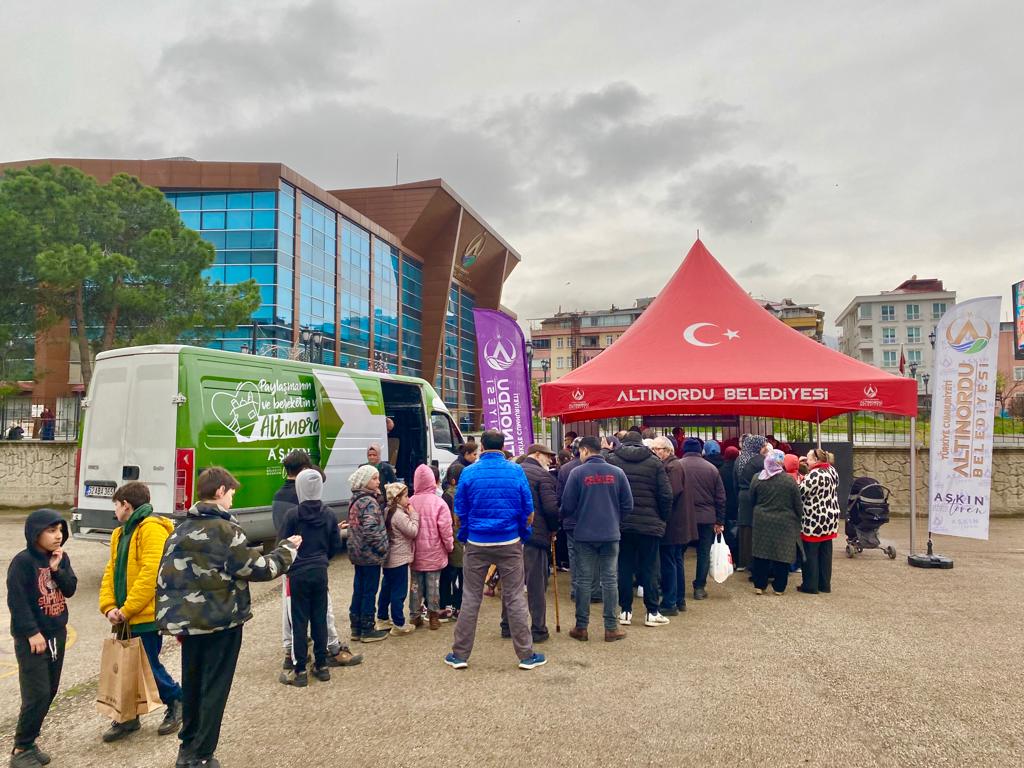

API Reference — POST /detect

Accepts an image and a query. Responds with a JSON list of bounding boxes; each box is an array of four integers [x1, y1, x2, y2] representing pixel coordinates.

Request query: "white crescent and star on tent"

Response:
[[682, 322, 740, 347]]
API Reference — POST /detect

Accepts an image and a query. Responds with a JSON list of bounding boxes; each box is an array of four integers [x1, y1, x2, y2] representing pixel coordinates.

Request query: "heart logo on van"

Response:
[[211, 382, 263, 441]]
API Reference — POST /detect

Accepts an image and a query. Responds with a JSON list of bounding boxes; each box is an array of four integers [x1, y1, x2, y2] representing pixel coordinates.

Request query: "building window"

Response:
[[556, 357, 564, 370], [1015, 367, 1024, 382], [908, 349, 922, 364], [605, 335, 614, 345], [881, 305, 895, 321], [299, 193, 337, 363], [933, 302, 947, 320], [371, 237, 400, 373], [400, 255, 423, 377], [340, 219, 371, 369], [556, 337, 564, 349], [906, 304, 920, 320], [907, 327, 921, 344], [882, 350, 898, 367], [882, 328, 896, 345], [859, 304, 872, 319]]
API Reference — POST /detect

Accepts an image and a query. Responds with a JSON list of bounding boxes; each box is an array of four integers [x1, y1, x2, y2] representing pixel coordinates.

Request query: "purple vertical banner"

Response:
[[473, 308, 535, 455]]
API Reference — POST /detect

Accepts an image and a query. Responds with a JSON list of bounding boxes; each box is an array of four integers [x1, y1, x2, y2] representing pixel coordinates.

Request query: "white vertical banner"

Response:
[[927, 296, 1002, 540]]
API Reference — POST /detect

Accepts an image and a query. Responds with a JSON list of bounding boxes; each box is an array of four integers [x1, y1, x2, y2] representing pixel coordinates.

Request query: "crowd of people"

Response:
[[6, 426, 841, 768]]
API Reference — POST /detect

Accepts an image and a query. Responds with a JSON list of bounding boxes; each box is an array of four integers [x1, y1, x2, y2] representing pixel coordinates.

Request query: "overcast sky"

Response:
[[3, 0, 1021, 334]]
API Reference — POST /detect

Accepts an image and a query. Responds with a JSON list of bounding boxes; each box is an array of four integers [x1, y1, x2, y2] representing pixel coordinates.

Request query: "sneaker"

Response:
[[518, 653, 547, 670], [532, 630, 550, 644], [330, 648, 363, 666], [438, 607, 454, 623], [374, 618, 393, 631], [644, 612, 670, 627], [157, 700, 183, 736], [279, 669, 308, 687], [693, 588, 708, 600], [311, 665, 331, 682], [754, 588, 765, 595], [390, 623, 415, 636], [444, 652, 469, 669], [281, 654, 293, 671], [660, 607, 679, 617], [604, 628, 627, 642], [568, 626, 589, 641], [101, 717, 140, 743], [618, 611, 632, 626]]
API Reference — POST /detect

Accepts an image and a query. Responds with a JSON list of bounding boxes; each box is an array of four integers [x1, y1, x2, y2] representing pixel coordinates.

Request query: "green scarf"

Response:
[[113, 503, 154, 628]]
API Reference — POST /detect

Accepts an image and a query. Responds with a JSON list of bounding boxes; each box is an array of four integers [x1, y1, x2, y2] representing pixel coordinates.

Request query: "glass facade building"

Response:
[[5, 157, 519, 428], [165, 183, 480, 424]]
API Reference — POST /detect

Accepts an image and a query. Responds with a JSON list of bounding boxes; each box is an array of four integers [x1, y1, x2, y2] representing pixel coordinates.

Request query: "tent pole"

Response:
[[815, 408, 822, 450], [909, 415, 917, 556]]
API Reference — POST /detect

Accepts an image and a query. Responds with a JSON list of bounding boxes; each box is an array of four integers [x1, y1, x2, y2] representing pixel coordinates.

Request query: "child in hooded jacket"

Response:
[[7, 509, 78, 768], [439, 464, 465, 616], [408, 464, 454, 630], [376, 483, 419, 635]]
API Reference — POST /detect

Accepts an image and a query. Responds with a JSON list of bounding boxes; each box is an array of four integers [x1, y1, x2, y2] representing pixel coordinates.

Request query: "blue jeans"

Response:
[[659, 544, 685, 611], [138, 630, 181, 706], [349, 564, 382, 622], [377, 564, 409, 626], [573, 540, 619, 631], [566, 530, 602, 603], [690, 523, 717, 590]]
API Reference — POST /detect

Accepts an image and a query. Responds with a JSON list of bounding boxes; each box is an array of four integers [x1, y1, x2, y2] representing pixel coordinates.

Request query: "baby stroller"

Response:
[[845, 476, 896, 559]]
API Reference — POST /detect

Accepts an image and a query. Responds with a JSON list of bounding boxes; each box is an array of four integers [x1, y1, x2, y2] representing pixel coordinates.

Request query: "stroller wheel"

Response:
[[886, 545, 897, 560], [845, 544, 854, 558]]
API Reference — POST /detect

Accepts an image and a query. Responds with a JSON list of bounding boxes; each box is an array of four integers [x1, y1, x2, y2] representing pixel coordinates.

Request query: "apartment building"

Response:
[[835, 277, 956, 392]]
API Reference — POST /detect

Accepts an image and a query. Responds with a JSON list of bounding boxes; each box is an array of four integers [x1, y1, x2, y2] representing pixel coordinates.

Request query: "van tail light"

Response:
[[73, 448, 82, 507], [175, 449, 195, 514]]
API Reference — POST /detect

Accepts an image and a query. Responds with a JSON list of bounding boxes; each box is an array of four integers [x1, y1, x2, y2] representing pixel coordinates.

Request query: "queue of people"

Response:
[[5, 426, 840, 767]]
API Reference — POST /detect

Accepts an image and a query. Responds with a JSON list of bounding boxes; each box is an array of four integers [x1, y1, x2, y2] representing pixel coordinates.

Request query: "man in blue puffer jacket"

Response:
[[445, 430, 547, 671]]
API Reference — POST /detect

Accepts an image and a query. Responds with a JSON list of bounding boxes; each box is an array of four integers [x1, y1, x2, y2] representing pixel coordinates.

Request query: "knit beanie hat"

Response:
[[295, 468, 323, 503], [723, 445, 740, 461], [385, 482, 408, 505], [703, 439, 721, 456], [683, 437, 702, 454], [348, 464, 379, 491]]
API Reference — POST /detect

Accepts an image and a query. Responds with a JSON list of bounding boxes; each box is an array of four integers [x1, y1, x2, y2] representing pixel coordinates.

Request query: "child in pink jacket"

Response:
[[408, 465, 454, 630]]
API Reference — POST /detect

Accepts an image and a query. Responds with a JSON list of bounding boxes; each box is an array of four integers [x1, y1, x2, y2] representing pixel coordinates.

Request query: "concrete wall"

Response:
[[854, 446, 1024, 516], [0, 441, 76, 508]]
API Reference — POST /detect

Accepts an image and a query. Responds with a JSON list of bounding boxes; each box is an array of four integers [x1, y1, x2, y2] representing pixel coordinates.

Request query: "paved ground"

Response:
[[2, 510, 1023, 767]]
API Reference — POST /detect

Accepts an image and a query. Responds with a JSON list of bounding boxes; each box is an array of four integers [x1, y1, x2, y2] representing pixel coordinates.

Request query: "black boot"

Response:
[[158, 700, 183, 736], [360, 615, 388, 643], [101, 718, 140, 743]]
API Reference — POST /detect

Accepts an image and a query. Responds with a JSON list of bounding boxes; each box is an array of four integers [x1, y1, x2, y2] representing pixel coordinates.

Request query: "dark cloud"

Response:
[[683, 163, 791, 235], [156, 0, 367, 108], [736, 261, 781, 279]]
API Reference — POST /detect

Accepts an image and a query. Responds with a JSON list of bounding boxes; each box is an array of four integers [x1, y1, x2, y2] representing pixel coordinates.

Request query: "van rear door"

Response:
[[74, 352, 178, 538]]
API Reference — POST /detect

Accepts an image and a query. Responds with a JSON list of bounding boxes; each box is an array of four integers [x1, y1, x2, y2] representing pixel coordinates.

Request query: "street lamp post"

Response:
[[929, 328, 936, 348], [300, 328, 324, 364]]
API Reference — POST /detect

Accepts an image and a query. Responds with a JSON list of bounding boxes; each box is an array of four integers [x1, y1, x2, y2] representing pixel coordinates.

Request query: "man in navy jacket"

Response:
[[446, 430, 547, 671], [560, 436, 633, 643]]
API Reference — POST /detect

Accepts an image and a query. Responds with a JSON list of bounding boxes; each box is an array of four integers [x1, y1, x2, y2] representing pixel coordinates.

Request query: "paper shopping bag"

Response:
[[135, 639, 163, 716], [96, 636, 143, 722]]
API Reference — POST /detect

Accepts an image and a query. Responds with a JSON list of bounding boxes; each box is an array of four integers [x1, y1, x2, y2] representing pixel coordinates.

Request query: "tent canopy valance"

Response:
[[539, 240, 917, 422]]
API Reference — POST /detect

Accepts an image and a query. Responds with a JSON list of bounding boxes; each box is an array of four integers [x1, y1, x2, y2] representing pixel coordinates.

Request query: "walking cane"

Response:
[[550, 536, 561, 633]]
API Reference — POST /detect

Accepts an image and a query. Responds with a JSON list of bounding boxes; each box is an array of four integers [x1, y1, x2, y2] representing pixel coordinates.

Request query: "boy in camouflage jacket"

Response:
[[157, 467, 299, 768]]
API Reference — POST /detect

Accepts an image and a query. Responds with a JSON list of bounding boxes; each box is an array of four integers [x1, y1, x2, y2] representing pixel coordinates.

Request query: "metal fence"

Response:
[[0, 396, 82, 441]]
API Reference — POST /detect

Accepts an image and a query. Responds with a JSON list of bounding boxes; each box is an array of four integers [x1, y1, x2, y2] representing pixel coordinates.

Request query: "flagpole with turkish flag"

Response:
[[898, 344, 906, 375]]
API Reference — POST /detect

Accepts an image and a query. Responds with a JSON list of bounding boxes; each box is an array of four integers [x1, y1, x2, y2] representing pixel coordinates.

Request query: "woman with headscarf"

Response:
[[734, 435, 767, 571], [783, 454, 801, 482], [749, 450, 804, 595], [797, 448, 841, 594]]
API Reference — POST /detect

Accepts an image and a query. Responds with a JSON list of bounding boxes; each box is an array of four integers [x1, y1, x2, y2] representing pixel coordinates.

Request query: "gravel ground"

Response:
[[1, 511, 1022, 767]]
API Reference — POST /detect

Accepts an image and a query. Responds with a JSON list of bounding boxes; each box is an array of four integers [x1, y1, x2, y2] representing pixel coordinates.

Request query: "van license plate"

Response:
[[85, 485, 115, 498]]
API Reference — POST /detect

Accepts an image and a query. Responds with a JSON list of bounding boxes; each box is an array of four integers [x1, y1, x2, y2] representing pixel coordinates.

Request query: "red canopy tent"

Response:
[[540, 240, 917, 422]]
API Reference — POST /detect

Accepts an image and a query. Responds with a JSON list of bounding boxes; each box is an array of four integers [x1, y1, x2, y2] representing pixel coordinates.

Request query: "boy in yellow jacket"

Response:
[[99, 482, 182, 742]]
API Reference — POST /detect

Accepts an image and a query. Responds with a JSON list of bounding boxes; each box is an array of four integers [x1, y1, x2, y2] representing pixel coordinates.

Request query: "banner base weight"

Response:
[[907, 553, 954, 569]]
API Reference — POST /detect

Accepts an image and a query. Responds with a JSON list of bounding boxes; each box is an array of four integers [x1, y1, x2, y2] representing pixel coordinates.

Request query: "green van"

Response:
[[71, 345, 466, 542]]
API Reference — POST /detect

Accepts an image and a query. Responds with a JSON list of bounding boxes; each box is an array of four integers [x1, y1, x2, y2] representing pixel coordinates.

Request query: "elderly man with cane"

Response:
[[500, 444, 560, 642]]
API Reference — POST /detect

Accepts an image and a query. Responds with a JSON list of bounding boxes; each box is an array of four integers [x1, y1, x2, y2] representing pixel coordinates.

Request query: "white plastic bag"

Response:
[[710, 533, 734, 584]]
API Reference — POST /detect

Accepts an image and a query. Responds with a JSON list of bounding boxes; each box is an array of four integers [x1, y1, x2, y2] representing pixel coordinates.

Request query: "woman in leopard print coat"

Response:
[[797, 449, 840, 594]]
